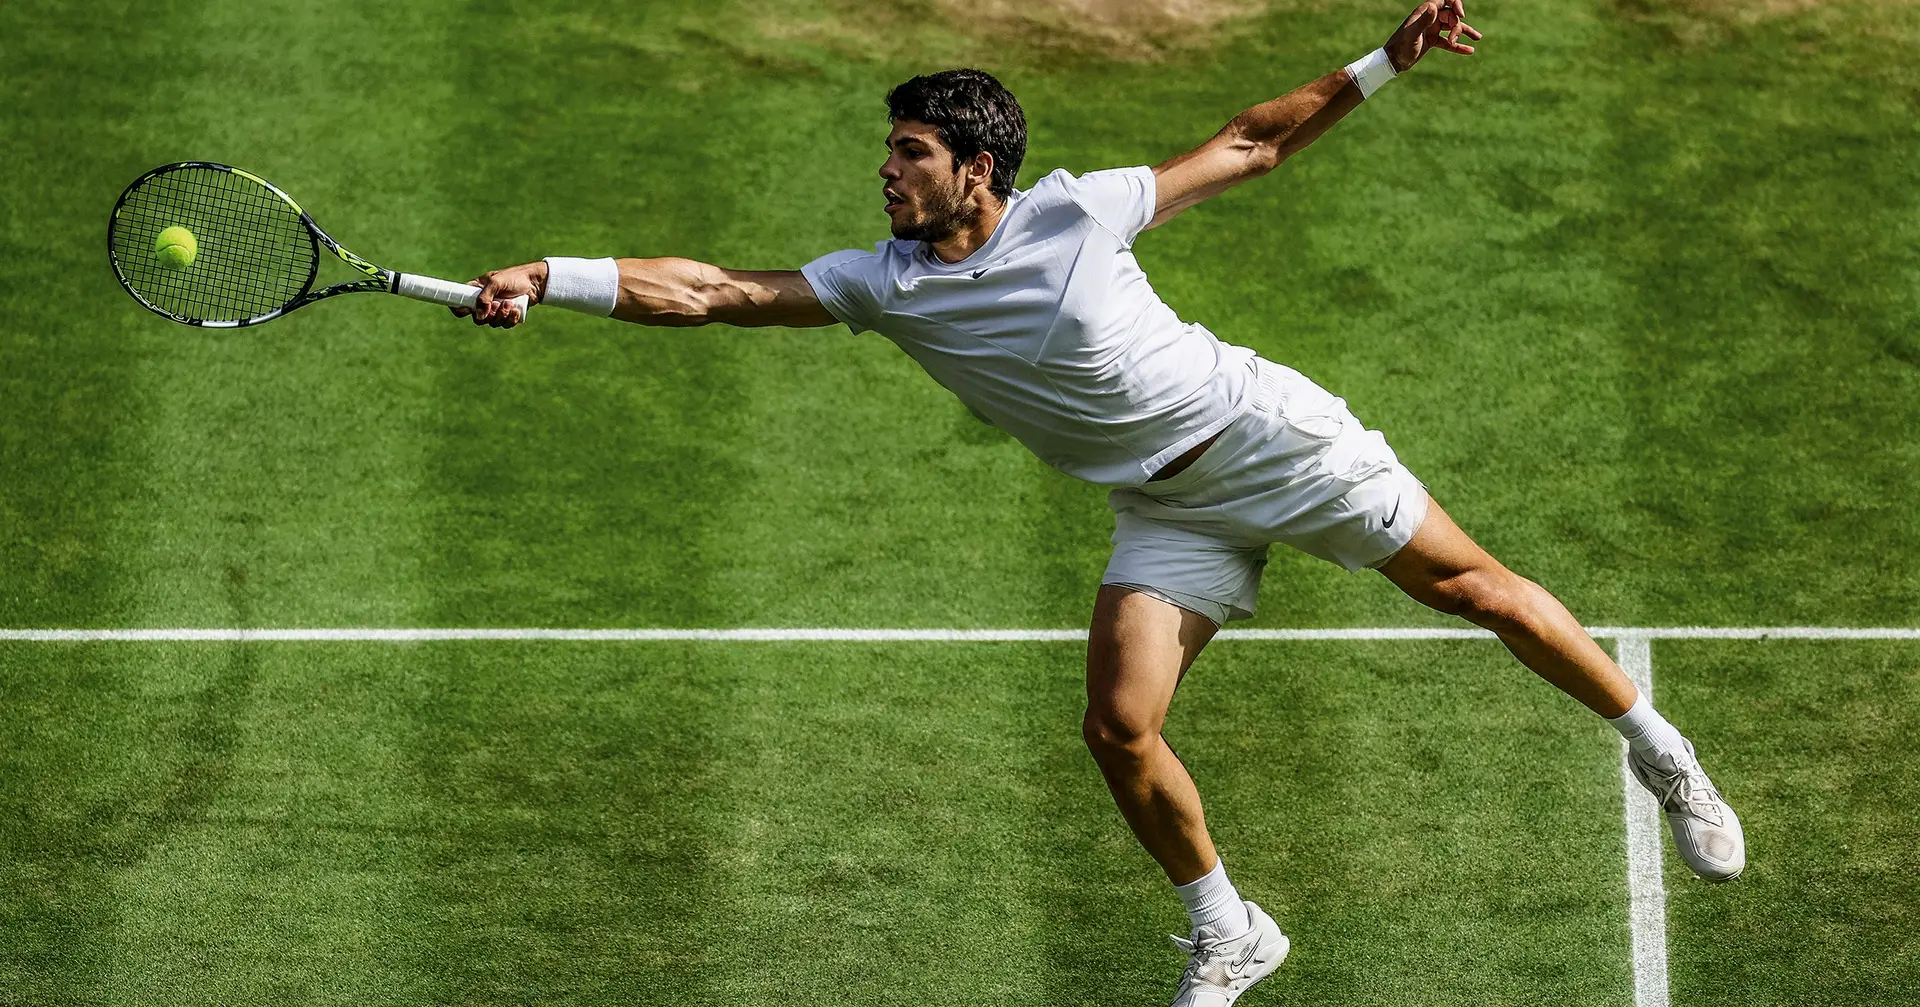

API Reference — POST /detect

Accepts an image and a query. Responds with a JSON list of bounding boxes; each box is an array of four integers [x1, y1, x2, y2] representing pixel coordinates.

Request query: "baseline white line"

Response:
[[0, 628, 1088, 643], [1, 625, 1916, 643], [1589, 626, 1920, 641], [1223, 627, 1492, 640], [1616, 636, 1671, 1007]]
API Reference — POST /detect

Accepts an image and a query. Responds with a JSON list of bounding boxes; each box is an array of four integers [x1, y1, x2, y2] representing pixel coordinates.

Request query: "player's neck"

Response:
[[927, 193, 1008, 264]]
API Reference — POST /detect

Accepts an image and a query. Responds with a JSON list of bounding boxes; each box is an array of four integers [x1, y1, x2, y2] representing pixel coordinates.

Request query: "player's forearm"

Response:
[[467, 253, 828, 329], [602, 257, 833, 328], [1148, 69, 1367, 226], [1225, 69, 1364, 174], [607, 256, 732, 326]]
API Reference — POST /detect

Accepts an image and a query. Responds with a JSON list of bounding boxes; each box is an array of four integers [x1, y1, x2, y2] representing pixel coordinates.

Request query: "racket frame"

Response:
[[109, 161, 514, 328]]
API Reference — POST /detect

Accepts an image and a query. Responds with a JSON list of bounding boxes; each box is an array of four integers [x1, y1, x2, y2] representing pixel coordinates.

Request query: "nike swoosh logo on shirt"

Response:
[[1383, 497, 1401, 529], [971, 269, 987, 279]]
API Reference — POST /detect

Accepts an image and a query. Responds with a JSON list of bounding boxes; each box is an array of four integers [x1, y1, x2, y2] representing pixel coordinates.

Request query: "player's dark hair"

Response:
[[886, 69, 1027, 200]]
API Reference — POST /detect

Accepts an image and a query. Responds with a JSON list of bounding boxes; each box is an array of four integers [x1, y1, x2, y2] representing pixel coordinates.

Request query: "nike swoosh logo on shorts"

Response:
[[1383, 497, 1401, 529]]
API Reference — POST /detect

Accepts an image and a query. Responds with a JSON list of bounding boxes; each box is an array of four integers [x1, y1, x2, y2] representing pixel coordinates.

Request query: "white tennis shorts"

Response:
[[1103, 356, 1430, 625]]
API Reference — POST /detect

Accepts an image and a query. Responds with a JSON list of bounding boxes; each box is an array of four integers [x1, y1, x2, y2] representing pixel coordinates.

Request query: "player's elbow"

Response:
[[1245, 143, 1282, 177], [1221, 121, 1283, 177]]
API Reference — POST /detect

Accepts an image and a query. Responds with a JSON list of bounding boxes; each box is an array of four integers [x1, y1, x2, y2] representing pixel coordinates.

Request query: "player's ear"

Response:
[[968, 150, 995, 192]]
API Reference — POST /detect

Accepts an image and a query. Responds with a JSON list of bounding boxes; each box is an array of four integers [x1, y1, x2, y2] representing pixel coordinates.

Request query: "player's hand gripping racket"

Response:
[[108, 161, 528, 328]]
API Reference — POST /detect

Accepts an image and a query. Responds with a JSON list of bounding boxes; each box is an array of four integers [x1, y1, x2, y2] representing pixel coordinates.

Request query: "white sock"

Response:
[[1608, 692, 1691, 769], [1173, 858, 1251, 939]]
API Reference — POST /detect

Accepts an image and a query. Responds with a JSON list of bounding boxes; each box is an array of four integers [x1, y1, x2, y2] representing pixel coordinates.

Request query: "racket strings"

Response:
[[110, 166, 317, 323]]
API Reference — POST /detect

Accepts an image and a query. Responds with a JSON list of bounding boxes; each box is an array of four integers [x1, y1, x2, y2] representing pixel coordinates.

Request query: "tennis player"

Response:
[[458, 3, 1744, 1001]]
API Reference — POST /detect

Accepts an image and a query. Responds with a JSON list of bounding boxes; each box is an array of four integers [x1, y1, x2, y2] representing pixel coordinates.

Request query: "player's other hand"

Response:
[[453, 261, 548, 328], [1386, 0, 1481, 73]]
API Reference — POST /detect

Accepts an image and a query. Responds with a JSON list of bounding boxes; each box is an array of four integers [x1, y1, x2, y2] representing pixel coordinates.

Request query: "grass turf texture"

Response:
[[2, 0, 1917, 1002]]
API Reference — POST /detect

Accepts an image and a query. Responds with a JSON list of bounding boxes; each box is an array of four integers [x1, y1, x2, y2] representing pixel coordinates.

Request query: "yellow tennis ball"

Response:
[[154, 226, 197, 269]]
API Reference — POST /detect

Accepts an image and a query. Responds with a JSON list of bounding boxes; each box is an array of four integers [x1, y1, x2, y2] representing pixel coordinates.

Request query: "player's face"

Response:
[[880, 120, 978, 243]]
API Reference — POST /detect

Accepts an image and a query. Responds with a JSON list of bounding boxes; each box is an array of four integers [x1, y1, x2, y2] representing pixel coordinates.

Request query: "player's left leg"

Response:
[[1376, 500, 1635, 717], [1375, 498, 1745, 880]]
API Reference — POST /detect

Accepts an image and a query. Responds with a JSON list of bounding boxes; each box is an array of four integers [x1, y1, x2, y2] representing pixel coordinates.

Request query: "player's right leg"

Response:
[[1084, 585, 1291, 1006], [1083, 585, 1221, 884]]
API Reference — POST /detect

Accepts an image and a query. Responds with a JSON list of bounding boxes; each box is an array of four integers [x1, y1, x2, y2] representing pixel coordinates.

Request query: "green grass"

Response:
[[1661, 641, 1920, 1005], [3, 0, 1918, 1002], [1, 640, 1631, 1005]]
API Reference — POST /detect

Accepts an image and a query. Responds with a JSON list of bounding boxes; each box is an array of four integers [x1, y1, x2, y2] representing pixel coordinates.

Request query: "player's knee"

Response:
[[1082, 704, 1156, 763]]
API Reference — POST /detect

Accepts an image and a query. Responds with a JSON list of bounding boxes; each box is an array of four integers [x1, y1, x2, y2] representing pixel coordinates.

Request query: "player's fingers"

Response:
[[1459, 20, 1484, 39], [471, 280, 499, 322]]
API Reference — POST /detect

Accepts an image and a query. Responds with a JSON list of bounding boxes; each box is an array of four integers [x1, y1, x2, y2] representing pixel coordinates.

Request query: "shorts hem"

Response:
[[1101, 581, 1249, 627], [1358, 482, 1432, 572]]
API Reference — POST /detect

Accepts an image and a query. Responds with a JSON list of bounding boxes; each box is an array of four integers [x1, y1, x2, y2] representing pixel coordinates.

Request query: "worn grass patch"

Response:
[[1614, 0, 1920, 52], [945, 0, 1268, 60], [742, 0, 1312, 63]]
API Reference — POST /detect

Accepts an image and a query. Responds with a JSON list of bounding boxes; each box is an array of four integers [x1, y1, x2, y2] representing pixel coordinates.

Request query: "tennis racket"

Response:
[[108, 161, 527, 328]]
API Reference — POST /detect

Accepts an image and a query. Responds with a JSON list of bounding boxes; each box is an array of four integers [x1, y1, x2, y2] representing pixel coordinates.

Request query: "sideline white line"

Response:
[[1616, 636, 1671, 1007], [1, 625, 1916, 642]]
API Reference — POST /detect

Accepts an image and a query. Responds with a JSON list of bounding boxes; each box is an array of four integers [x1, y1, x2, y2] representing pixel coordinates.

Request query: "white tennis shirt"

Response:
[[801, 166, 1255, 487]]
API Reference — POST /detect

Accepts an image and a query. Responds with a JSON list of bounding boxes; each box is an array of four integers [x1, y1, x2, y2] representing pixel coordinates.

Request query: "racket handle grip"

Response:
[[394, 272, 531, 315]]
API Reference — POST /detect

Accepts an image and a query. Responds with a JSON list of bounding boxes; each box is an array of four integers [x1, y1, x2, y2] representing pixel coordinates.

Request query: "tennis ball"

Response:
[[154, 226, 197, 269]]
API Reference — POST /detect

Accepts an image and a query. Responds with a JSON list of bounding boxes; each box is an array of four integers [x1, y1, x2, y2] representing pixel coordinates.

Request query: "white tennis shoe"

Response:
[[1628, 740, 1746, 881], [1167, 900, 1290, 1007]]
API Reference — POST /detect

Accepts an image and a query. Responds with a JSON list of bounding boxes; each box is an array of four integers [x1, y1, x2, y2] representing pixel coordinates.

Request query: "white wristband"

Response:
[[541, 256, 620, 316], [1345, 47, 1398, 100]]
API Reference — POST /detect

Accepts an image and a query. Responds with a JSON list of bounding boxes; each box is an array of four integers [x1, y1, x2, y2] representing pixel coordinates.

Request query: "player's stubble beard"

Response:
[[890, 171, 979, 244]]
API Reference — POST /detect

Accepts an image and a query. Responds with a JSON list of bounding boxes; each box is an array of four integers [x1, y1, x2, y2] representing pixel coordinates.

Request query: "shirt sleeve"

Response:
[[800, 246, 883, 334], [1057, 166, 1157, 246]]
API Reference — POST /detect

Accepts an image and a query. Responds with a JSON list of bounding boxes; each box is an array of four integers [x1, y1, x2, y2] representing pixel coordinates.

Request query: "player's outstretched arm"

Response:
[[455, 258, 838, 329], [1146, 0, 1480, 229]]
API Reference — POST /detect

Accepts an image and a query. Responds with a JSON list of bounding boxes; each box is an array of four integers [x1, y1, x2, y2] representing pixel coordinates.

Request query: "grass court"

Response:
[[3, 0, 1917, 1002]]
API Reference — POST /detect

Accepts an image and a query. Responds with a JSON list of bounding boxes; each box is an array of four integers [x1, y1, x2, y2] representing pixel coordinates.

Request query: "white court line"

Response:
[[1590, 626, 1920, 641], [1, 625, 1916, 642], [1616, 636, 1670, 1007]]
